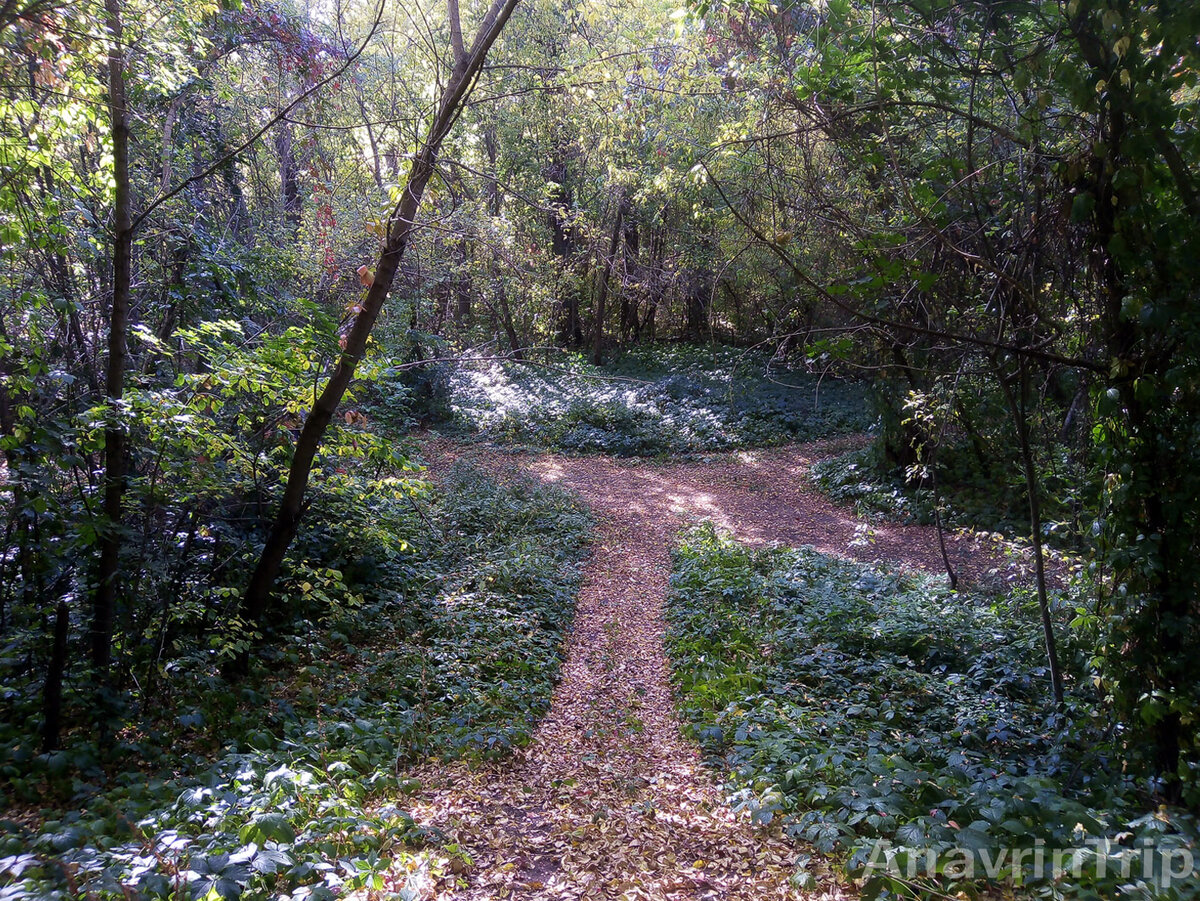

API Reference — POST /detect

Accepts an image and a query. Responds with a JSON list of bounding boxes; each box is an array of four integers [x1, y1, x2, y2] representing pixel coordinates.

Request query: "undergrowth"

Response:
[[810, 443, 1094, 551], [665, 524, 1198, 899], [446, 345, 873, 456], [0, 464, 589, 900]]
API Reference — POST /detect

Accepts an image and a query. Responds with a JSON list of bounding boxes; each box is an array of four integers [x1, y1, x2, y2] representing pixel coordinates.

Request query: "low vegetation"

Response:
[[446, 346, 873, 456], [2, 0, 1198, 892], [811, 444, 1093, 551], [0, 466, 590, 899], [665, 524, 1199, 898]]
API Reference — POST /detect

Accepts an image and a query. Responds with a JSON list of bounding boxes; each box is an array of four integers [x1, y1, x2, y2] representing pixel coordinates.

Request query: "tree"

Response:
[[81, 0, 379, 683], [90, 0, 132, 677], [690, 0, 1199, 796], [1066, 0, 1200, 799], [240, 0, 522, 632]]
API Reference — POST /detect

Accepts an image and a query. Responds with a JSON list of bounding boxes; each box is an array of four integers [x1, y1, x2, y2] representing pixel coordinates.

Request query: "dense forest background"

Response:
[[1, 0, 1198, 896]]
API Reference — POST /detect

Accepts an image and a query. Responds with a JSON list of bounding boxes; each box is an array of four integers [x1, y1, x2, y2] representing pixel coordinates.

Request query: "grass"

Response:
[[444, 344, 873, 456], [664, 524, 1199, 899], [0, 464, 590, 900]]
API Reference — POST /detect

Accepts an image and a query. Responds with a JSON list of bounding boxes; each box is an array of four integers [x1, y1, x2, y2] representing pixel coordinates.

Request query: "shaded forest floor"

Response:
[[407, 437, 1052, 899]]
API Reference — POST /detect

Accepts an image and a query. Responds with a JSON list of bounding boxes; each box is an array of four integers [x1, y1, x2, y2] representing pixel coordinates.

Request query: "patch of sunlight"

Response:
[[534, 460, 567, 482]]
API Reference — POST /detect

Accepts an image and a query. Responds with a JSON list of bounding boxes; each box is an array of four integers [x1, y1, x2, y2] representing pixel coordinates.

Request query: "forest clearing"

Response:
[[1, 0, 1198, 898]]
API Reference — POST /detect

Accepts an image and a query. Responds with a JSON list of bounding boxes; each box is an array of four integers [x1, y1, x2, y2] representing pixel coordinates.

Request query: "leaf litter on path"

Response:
[[400, 438, 1045, 899]]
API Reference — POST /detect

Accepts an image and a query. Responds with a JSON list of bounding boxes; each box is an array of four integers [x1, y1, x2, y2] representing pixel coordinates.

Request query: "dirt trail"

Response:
[[408, 439, 1039, 900]]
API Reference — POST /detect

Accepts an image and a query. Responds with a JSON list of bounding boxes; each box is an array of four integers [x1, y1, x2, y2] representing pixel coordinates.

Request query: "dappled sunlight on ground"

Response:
[[445, 351, 875, 457], [407, 435, 1052, 899]]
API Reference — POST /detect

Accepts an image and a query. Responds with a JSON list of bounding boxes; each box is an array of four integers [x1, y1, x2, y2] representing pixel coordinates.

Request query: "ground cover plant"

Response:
[[665, 524, 1199, 898], [810, 443, 1093, 552], [0, 464, 590, 900], [2, 0, 1198, 895], [445, 345, 873, 456]]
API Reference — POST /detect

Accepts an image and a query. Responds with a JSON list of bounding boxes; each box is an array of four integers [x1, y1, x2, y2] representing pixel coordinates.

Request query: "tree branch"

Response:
[[447, 0, 467, 70], [132, 0, 385, 231], [700, 161, 1104, 374]]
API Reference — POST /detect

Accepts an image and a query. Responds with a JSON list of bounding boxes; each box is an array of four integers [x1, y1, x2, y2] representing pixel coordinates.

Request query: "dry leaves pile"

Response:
[[402, 438, 1044, 899]]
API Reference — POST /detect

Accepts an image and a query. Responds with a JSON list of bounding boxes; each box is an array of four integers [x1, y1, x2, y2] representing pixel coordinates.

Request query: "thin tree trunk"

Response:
[[547, 156, 580, 345], [41, 600, 69, 752], [640, 228, 663, 342], [275, 122, 302, 225], [494, 281, 524, 360], [362, 108, 385, 191], [237, 0, 521, 655], [0, 314, 15, 443], [239, 166, 431, 633], [454, 240, 471, 324], [484, 125, 501, 216], [39, 169, 99, 392], [591, 192, 624, 366], [619, 215, 638, 343], [92, 0, 132, 677], [996, 357, 1064, 706], [955, 396, 989, 472], [930, 461, 957, 590]]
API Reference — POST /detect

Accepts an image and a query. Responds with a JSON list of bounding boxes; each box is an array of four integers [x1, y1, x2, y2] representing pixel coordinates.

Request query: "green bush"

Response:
[[811, 443, 1094, 551], [0, 465, 590, 900]]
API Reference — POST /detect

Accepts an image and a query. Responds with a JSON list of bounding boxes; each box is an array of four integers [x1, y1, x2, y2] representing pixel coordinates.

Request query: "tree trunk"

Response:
[[591, 192, 624, 366], [641, 227, 664, 342], [275, 122, 302, 225], [484, 125, 502, 216], [996, 357, 1064, 707], [39, 168, 98, 392], [237, 0, 521, 652], [92, 0, 132, 677], [494, 280, 524, 360], [41, 600, 69, 752], [619, 214, 639, 343], [0, 314, 16, 444], [548, 157, 581, 346], [683, 229, 714, 341], [929, 458, 958, 591], [454, 240, 471, 324]]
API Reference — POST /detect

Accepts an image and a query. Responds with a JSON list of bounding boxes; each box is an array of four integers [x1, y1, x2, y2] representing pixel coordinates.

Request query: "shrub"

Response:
[[0, 465, 590, 900]]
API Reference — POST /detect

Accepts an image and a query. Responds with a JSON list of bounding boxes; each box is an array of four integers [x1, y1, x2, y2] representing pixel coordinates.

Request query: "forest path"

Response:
[[407, 438, 1036, 900]]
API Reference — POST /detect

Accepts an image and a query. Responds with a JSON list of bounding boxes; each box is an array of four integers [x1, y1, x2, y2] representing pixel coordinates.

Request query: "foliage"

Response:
[[448, 345, 872, 456], [1069, 0, 1200, 802], [684, 0, 1200, 794], [1, 0, 1198, 888], [666, 524, 1198, 898], [811, 443, 1093, 552], [0, 316, 395, 726], [0, 464, 590, 899]]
